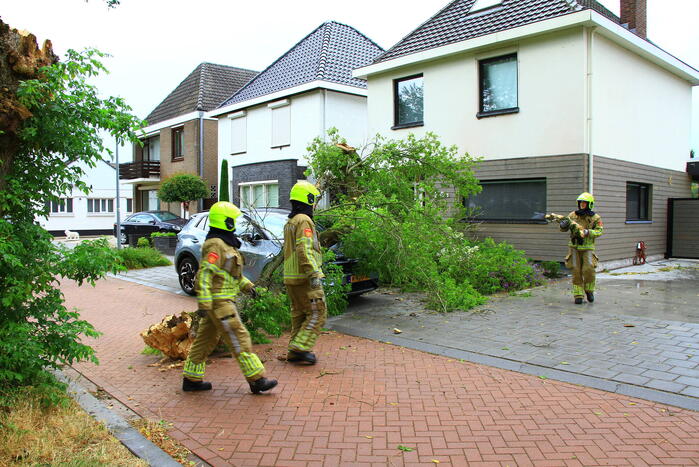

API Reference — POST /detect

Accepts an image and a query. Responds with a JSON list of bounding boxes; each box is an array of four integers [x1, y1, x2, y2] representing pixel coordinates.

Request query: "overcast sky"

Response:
[[2, 0, 698, 160]]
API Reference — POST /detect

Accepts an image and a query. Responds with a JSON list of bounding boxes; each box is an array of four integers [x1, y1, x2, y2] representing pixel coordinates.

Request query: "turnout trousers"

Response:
[[285, 282, 327, 353], [183, 300, 264, 383], [565, 248, 598, 298]]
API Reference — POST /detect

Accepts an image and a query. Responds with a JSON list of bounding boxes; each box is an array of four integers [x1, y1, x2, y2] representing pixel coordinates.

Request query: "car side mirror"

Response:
[[240, 232, 256, 244]]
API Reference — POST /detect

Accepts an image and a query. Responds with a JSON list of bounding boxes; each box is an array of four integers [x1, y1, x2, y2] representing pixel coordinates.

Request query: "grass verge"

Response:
[[0, 386, 147, 466]]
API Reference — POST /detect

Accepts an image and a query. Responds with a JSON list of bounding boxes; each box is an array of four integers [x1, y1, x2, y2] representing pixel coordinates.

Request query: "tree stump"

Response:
[[140, 312, 195, 360]]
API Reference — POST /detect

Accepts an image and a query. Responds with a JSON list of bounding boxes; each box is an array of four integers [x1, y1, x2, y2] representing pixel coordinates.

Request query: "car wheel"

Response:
[[120, 232, 128, 245], [178, 256, 198, 296]]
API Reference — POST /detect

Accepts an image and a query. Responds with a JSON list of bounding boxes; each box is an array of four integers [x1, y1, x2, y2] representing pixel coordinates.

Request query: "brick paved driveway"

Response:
[[64, 278, 699, 466]]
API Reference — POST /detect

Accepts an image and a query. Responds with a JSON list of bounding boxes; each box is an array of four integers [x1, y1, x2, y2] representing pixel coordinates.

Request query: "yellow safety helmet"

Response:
[[209, 201, 242, 231], [289, 181, 320, 206], [577, 192, 595, 210]]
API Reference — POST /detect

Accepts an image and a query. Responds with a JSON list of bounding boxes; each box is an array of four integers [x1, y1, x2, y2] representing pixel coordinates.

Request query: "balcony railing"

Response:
[[119, 161, 160, 180]]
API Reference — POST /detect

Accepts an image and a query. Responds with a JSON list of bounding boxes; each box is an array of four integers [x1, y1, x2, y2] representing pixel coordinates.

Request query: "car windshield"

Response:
[[152, 211, 180, 221], [255, 211, 288, 239]]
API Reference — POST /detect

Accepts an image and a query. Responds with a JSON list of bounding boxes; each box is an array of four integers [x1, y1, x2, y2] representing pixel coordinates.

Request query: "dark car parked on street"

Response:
[[174, 208, 378, 297], [114, 211, 188, 245]]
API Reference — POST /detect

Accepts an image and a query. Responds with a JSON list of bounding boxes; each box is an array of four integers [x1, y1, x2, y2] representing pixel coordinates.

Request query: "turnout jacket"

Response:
[[283, 213, 324, 285], [195, 238, 253, 311], [562, 211, 604, 250]]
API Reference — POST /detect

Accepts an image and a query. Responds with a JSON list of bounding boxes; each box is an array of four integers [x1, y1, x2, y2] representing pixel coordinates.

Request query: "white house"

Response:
[[354, 0, 699, 263], [39, 159, 133, 236], [208, 21, 383, 210]]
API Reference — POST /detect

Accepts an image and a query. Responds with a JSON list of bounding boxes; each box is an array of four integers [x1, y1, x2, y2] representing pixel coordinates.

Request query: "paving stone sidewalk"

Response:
[[331, 261, 699, 410], [64, 278, 699, 466]]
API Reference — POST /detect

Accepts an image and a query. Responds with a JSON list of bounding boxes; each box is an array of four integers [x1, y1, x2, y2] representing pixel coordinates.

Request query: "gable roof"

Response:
[[145, 63, 258, 125], [219, 21, 383, 108], [375, 0, 619, 64]]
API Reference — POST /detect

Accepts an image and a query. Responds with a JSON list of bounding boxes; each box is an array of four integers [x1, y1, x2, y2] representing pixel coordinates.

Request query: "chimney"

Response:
[[620, 0, 647, 38]]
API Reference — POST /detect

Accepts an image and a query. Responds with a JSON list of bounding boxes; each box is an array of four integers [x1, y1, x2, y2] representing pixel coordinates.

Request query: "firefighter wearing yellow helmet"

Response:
[[182, 201, 278, 394], [282, 181, 325, 364], [560, 192, 604, 304]]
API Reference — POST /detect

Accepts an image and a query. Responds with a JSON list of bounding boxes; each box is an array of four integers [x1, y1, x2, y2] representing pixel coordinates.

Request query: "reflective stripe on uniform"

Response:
[[183, 360, 206, 380], [572, 284, 585, 297], [584, 282, 595, 292], [237, 352, 264, 378], [220, 316, 241, 355]]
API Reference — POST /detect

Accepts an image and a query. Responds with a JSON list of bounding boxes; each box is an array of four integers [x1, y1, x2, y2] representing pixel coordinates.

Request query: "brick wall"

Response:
[[230, 159, 306, 210]]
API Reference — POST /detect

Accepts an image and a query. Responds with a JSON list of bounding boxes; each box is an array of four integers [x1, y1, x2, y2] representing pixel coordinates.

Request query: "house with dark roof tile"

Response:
[[208, 21, 383, 210], [119, 63, 257, 218], [354, 0, 699, 264]]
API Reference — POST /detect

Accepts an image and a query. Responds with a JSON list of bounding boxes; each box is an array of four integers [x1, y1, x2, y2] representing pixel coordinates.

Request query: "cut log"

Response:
[[140, 312, 195, 360]]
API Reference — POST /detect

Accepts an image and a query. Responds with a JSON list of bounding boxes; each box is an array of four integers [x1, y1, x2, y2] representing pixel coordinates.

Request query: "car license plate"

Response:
[[350, 275, 369, 283]]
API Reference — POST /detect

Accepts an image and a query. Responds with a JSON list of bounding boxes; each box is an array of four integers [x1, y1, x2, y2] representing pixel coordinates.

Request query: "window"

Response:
[[626, 182, 652, 221], [470, 0, 503, 14], [269, 100, 290, 147], [172, 127, 184, 160], [479, 54, 518, 117], [145, 190, 160, 211], [129, 214, 154, 223], [87, 198, 115, 214], [239, 181, 279, 208], [464, 179, 546, 222], [230, 112, 247, 154], [46, 198, 73, 214], [393, 74, 423, 129], [143, 136, 160, 161], [126, 198, 133, 212]]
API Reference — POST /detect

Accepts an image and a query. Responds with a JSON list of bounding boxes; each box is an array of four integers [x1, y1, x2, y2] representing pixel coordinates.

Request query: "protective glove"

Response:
[[309, 276, 322, 290], [559, 218, 571, 230], [196, 308, 208, 318]]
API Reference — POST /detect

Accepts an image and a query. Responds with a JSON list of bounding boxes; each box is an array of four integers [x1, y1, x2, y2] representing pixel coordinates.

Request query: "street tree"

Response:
[[157, 173, 209, 216], [0, 20, 143, 394]]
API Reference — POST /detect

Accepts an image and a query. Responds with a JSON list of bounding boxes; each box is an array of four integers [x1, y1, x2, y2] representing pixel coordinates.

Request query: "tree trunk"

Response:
[[0, 20, 57, 198]]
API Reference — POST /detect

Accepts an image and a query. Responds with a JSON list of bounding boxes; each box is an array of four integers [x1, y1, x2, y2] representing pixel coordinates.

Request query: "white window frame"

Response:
[[268, 99, 290, 148], [47, 198, 74, 216], [229, 111, 247, 155], [239, 180, 280, 208], [87, 198, 115, 216]]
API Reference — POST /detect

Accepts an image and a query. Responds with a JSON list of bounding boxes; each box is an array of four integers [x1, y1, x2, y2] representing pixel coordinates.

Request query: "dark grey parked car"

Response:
[[174, 208, 378, 297], [114, 211, 187, 245]]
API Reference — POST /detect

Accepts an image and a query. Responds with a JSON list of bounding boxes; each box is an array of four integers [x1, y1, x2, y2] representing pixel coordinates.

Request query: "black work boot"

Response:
[[574, 297, 583, 304], [586, 291, 594, 303], [249, 377, 278, 394], [287, 350, 317, 365], [182, 378, 212, 392]]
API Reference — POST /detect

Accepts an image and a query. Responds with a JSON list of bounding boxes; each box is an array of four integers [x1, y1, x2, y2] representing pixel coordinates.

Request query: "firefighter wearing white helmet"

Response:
[[282, 181, 325, 364], [182, 201, 278, 394], [560, 192, 604, 304]]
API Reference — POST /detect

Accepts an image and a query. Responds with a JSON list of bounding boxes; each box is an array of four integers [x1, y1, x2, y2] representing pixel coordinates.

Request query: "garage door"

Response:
[[668, 198, 699, 259]]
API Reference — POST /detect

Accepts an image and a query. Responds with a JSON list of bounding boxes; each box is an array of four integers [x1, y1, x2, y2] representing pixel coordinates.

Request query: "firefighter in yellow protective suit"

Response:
[[182, 201, 278, 394], [283, 181, 325, 365], [560, 192, 604, 304]]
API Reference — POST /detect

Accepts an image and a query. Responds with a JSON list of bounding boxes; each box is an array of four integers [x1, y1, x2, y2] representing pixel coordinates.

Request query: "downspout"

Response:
[[198, 111, 204, 212], [585, 26, 597, 194], [321, 88, 327, 139]]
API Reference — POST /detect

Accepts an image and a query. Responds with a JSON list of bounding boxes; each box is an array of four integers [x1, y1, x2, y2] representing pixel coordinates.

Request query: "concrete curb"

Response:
[[52, 369, 183, 467], [329, 321, 699, 412]]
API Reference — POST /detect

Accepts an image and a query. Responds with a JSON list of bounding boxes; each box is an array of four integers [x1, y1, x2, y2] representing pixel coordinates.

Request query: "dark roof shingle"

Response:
[[375, 0, 620, 64], [220, 21, 383, 108], [145, 63, 258, 125]]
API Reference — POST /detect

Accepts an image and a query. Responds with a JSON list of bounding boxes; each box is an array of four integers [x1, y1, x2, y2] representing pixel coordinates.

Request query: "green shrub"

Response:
[[541, 260, 562, 278], [150, 232, 176, 238], [115, 246, 171, 269], [321, 249, 350, 316], [136, 236, 150, 248]]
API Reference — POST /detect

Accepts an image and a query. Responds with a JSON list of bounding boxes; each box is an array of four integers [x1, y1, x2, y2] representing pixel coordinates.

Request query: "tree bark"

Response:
[[0, 20, 58, 194]]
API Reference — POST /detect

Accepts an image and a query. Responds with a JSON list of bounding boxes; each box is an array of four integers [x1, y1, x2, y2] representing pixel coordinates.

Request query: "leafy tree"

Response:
[[219, 159, 229, 202], [305, 129, 543, 312], [0, 22, 143, 394], [157, 173, 209, 215]]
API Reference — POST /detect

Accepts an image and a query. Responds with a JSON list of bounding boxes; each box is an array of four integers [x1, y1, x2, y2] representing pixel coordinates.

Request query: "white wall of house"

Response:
[[366, 29, 587, 160], [592, 33, 693, 172], [37, 160, 134, 234], [217, 87, 370, 175]]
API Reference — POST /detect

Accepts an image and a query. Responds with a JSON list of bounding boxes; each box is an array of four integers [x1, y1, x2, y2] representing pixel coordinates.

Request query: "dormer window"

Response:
[[470, 0, 503, 14]]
